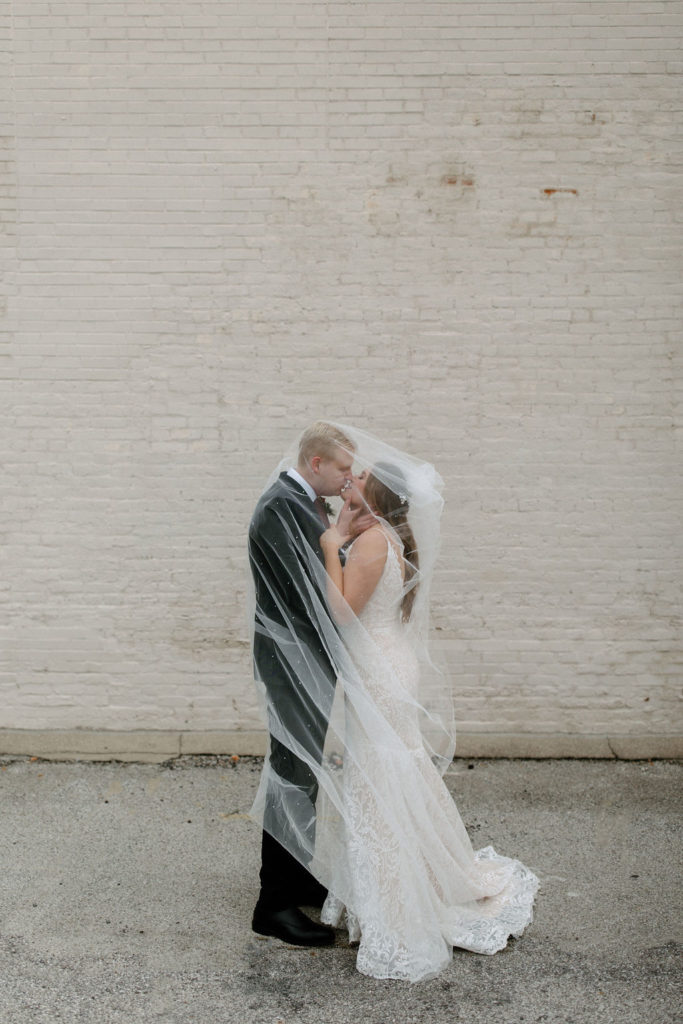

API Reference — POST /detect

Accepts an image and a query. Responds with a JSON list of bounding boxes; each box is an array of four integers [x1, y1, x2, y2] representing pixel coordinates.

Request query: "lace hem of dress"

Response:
[[321, 845, 540, 983]]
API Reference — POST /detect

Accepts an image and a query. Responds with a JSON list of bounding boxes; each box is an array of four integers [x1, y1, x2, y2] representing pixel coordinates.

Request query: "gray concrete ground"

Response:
[[0, 756, 680, 1024]]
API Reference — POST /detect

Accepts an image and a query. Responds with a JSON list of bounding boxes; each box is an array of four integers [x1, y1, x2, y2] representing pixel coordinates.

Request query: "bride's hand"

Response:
[[320, 522, 346, 553], [337, 495, 363, 543], [322, 497, 377, 553], [320, 498, 353, 552]]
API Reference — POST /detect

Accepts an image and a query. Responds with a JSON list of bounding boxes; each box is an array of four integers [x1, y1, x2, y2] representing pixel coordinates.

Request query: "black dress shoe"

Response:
[[252, 906, 335, 947]]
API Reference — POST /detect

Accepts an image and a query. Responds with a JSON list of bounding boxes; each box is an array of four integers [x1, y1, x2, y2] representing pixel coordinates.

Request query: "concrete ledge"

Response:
[[179, 730, 267, 756], [453, 732, 616, 759], [607, 734, 683, 760], [0, 730, 181, 764], [0, 729, 681, 761]]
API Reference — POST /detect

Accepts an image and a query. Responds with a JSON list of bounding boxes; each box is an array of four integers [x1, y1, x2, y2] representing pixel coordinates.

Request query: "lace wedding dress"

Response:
[[319, 530, 539, 982]]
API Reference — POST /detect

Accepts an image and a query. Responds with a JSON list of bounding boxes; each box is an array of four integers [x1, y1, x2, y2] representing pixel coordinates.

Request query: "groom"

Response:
[[248, 421, 364, 947]]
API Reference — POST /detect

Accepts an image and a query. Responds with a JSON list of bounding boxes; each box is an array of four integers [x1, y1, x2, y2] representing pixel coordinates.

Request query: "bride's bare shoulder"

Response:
[[348, 525, 388, 563]]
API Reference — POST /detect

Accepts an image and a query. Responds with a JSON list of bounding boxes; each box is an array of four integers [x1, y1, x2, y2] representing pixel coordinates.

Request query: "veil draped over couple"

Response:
[[247, 421, 539, 983]]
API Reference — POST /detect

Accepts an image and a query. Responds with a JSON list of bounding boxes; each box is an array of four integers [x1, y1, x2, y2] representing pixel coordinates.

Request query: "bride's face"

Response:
[[343, 469, 368, 509]]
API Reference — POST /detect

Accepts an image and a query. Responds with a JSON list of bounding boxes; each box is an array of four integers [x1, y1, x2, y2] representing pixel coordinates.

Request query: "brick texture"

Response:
[[1, 2, 681, 740]]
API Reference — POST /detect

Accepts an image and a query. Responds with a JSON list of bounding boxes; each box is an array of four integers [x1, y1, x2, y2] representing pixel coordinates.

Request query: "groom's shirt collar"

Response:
[[286, 467, 317, 503]]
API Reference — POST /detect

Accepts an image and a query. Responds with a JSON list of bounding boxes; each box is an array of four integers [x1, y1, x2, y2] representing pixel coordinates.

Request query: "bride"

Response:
[[248, 424, 538, 983]]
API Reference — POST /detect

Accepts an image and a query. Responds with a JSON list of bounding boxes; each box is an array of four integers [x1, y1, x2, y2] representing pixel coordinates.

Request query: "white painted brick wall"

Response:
[[1, 1, 681, 740]]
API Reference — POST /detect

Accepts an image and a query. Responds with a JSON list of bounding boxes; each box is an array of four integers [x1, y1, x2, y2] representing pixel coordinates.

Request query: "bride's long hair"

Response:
[[364, 465, 419, 623]]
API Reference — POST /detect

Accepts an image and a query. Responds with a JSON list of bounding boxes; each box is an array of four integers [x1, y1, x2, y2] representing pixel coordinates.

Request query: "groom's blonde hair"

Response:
[[298, 421, 355, 464]]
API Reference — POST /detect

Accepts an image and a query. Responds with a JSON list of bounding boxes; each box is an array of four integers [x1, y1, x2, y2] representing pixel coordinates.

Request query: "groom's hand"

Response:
[[336, 497, 375, 543], [348, 508, 375, 538]]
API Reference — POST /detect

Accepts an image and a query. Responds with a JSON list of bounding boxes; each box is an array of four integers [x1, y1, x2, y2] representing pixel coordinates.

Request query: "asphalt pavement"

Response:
[[1, 756, 680, 1024]]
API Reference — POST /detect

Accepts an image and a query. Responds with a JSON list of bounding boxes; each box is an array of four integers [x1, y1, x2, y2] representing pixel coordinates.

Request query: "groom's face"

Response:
[[311, 447, 354, 497]]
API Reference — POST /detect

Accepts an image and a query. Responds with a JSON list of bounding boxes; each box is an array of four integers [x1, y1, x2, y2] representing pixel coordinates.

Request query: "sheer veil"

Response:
[[247, 422, 539, 981], [246, 423, 456, 893]]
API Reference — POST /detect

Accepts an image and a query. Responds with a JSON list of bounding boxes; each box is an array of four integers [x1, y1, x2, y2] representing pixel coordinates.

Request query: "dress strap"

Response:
[[373, 524, 404, 581]]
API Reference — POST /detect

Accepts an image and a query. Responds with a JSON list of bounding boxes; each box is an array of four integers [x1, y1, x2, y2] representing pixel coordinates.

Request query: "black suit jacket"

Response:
[[248, 473, 336, 746]]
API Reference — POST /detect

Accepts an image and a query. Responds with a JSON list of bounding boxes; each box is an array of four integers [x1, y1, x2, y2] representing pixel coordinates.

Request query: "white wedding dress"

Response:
[[319, 530, 539, 982]]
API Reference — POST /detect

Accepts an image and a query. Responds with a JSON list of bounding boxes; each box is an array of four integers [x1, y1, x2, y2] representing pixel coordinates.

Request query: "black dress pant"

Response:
[[253, 637, 335, 913], [256, 830, 323, 912], [255, 732, 328, 912]]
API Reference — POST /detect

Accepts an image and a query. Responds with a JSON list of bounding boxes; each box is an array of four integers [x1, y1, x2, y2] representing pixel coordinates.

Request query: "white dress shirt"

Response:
[[286, 466, 317, 503]]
